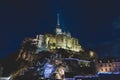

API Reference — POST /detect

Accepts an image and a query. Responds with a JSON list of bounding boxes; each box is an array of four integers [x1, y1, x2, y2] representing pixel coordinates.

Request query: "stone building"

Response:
[[96, 58, 120, 74], [32, 14, 83, 53]]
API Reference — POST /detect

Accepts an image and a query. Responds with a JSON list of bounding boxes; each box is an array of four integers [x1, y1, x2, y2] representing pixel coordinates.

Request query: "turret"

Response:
[[66, 31, 71, 37]]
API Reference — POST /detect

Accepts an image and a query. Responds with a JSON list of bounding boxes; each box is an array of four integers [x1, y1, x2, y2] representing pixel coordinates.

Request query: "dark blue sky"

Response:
[[0, 0, 120, 58]]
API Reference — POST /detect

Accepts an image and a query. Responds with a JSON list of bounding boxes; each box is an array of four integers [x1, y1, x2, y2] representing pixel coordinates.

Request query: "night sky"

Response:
[[0, 0, 120, 58]]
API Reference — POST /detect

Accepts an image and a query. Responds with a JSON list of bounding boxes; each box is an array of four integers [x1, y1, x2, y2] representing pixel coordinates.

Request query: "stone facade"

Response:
[[33, 29, 83, 53], [32, 14, 83, 53], [96, 59, 120, 74]]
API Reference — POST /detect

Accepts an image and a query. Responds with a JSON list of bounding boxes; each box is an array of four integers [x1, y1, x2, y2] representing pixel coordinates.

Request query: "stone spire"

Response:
[[57, 13, 60, 26], [55, 13, 62, 34]]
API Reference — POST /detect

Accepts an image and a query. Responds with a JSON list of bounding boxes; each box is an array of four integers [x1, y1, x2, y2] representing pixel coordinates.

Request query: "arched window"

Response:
[[109, 68, 111, 71], [105, 68, 107, 72], [109, 64, 111, 67]]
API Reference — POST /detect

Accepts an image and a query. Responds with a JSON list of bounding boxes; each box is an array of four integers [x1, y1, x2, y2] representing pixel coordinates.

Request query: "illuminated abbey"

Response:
[[32, 14, 84, 53]]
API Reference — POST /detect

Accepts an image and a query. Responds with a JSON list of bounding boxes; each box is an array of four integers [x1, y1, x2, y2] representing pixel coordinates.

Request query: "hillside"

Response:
[[0, 38, 95, 79]]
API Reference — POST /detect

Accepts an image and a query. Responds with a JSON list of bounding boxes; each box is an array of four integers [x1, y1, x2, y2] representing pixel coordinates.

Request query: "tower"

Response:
[[55, 13, 62, 35], [66, 31, 71, 37]]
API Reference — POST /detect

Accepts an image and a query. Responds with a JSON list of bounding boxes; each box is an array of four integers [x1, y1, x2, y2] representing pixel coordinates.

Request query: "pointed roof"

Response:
[[57, 13, 60, 26]]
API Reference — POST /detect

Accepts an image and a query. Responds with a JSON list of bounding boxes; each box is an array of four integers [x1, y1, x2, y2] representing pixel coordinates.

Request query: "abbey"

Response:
[[32, 14, 83, 53]]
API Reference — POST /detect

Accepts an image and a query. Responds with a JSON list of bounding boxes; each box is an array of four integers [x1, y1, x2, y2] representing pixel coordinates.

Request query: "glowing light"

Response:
[[90, 51, 94, 58], [43, 62, 55, 78], [0, 75, 12, 80], [100, 60, 102, 63]]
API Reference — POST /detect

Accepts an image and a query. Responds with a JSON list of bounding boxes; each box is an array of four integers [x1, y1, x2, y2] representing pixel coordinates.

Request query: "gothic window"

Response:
[[53, 43, 55, 46]]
